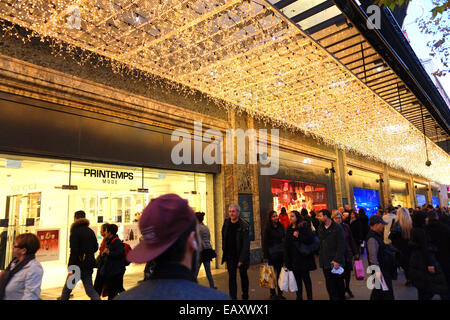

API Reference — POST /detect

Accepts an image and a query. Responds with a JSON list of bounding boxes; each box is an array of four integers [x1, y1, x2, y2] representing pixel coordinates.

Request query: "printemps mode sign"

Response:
[[72, 167, 139, 189], [83, 169, 134, 185]]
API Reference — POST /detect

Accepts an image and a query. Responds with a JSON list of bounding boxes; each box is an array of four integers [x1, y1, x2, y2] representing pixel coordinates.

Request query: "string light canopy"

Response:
[[0, 0, 449, 184]]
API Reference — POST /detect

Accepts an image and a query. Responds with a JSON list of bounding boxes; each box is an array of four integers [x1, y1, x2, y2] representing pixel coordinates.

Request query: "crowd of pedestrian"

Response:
[[262, 204, 450, 301], [1, 194, 449, 301]]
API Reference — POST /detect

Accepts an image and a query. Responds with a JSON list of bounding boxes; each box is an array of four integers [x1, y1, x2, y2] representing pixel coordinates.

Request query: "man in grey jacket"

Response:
[[115, 194, 229, 300], [317, 209, 346, 300]]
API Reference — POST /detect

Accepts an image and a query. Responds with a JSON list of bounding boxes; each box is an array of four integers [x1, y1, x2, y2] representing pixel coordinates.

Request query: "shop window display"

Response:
[[353, 187, 380, 218], [271, 178, 327, 214], [0, 155, 215, 289], [416, 194, 427, 207]]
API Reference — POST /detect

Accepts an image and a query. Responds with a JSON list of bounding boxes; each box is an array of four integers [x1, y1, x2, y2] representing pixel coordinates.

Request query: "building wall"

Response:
[[0, 40, 448, 271]]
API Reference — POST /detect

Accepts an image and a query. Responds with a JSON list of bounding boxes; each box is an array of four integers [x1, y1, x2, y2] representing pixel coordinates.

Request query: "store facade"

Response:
[[0, 35, 448, 292], [258, 147, 338, 234], [0, 91, 223, 289]]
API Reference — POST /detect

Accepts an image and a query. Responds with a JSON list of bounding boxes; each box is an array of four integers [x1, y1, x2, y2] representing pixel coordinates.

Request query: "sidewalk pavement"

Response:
[[40, 256, 420, 300]]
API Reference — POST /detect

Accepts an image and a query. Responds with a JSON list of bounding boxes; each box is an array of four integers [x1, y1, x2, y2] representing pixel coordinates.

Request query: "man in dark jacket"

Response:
[[366, 215, 396, 300], [115, 194, 229, 300], [317, 209, 346, 300], [60, 210, 100, 300], [222, 204, 250, 300], [426, 212, 450, 298]]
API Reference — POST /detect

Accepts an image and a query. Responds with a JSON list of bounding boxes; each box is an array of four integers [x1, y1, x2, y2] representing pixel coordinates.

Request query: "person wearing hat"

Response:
[[221, 204, 250, 300], [114, 194, 229, 300], [366, 215, 397, 300]]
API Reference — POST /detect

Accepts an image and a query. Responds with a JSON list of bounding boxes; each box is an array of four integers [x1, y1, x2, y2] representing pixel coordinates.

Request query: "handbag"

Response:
[[354, 259, 365, 280], [268, 243, 283, 260], [200, 248, 217, 262], [259, 264, 277, 289], [296, 235, 320, 256]]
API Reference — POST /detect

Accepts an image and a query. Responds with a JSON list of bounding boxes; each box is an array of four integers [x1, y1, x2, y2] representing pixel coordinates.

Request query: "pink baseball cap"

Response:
[[127, 193, 195, 264]]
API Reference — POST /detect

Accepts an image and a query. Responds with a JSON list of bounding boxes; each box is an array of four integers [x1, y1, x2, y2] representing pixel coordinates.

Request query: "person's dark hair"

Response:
[[290, 210, 303, 227], [195, 212, 205, 223], [280, 207, 287, 215], [106, 224, 118, 235], [412, 211, 426, 228], [155, 218, 197, 265], [74, 210, 86, 219], [320, 209, 332, 219], [426, 211, 438, 221], [101, 223, 109, 232], [358, 208, 366, 216], [268, 210, 277, 222], [15, 233, 40, 255], [300, 208, 308, 218]]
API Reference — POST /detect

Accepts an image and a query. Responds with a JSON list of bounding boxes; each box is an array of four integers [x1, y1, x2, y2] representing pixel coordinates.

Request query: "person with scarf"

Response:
[[0, 233, 43, 300]]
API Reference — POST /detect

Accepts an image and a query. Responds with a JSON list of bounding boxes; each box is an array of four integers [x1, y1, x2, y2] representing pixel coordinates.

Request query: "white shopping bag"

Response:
[[287, 270, 298, 292], [278, 268, 289, 292]]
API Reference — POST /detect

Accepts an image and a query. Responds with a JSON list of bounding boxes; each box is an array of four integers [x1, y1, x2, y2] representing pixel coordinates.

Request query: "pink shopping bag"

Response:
[[354, 260, 365, 280]]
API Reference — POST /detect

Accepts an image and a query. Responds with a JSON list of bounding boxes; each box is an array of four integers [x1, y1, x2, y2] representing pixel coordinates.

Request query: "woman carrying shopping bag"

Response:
[[263, 210, 286, 300], [284, 211, 316, 300]]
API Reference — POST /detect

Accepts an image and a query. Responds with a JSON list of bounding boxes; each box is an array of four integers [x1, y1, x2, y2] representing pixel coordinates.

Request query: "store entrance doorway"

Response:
[[1, 194, 38, 269]]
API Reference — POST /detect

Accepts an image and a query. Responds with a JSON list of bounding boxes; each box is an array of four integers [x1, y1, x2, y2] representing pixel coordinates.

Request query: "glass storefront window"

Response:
[[353, 187, 380, 218], [348, 168, 382, 216], [271, 178, 327, 213], [389, 179, 409, 208], [0, 154, 215, 289], [414, 182, 428, 207]]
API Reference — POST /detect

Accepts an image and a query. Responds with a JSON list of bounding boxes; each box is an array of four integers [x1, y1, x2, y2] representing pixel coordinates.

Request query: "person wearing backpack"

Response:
[[366, 215, 396, 300], [100, 224, 126, 300]]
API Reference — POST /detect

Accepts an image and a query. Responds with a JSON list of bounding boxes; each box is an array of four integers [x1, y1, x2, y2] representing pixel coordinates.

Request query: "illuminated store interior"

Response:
[[0, 155, 214, 289]]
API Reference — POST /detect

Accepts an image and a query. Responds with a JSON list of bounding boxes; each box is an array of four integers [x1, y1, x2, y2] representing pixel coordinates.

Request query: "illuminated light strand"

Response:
[[0, 0, 449, 184]]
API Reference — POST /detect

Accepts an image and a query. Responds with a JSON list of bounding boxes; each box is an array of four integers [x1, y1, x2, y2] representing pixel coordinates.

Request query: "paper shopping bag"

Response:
[[260, 264, 277, 289]]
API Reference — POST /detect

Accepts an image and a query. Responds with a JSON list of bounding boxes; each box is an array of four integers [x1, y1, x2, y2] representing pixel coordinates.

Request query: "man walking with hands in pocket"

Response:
[[317, 209, 346, 300], [221, 204, 250, 300]]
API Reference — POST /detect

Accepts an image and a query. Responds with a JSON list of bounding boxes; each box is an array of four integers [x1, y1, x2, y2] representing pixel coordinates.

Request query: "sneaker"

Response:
[[278, 294, 286, 300]]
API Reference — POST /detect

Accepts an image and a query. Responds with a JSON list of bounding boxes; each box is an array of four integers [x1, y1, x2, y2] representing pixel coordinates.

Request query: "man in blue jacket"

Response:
[[115, 194, 229, 300]]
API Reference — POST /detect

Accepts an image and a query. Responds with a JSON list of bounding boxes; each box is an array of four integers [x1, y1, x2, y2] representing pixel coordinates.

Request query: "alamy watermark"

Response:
[[170, 121, 279, 175], [366, 5, 381, 30]]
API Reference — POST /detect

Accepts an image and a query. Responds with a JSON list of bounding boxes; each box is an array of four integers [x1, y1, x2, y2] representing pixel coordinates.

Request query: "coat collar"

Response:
[[70, 218, 90, 232]]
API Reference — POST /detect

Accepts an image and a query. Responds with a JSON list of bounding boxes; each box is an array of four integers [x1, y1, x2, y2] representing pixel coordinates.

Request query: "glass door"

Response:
[[2, 194, 31, 269]]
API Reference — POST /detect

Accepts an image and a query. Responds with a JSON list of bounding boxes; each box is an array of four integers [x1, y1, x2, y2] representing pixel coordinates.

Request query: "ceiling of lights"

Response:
[[0, 0, 449, 184]]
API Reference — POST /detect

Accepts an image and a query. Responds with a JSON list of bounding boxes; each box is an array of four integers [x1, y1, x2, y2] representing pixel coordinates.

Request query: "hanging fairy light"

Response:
[[0, 0, 449, 184]]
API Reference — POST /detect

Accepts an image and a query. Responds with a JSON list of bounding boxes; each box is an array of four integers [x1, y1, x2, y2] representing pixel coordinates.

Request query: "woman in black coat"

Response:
[[284, 211, 317, 300], [409, 211, 449, 300], [100, 224, 126, 300], [263, 210, 286, 300]]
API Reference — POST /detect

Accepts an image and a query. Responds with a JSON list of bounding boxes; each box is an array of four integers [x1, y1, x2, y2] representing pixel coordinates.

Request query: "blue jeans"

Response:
[[195, 261, 215, 288], [60, 268, 100, 300]]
